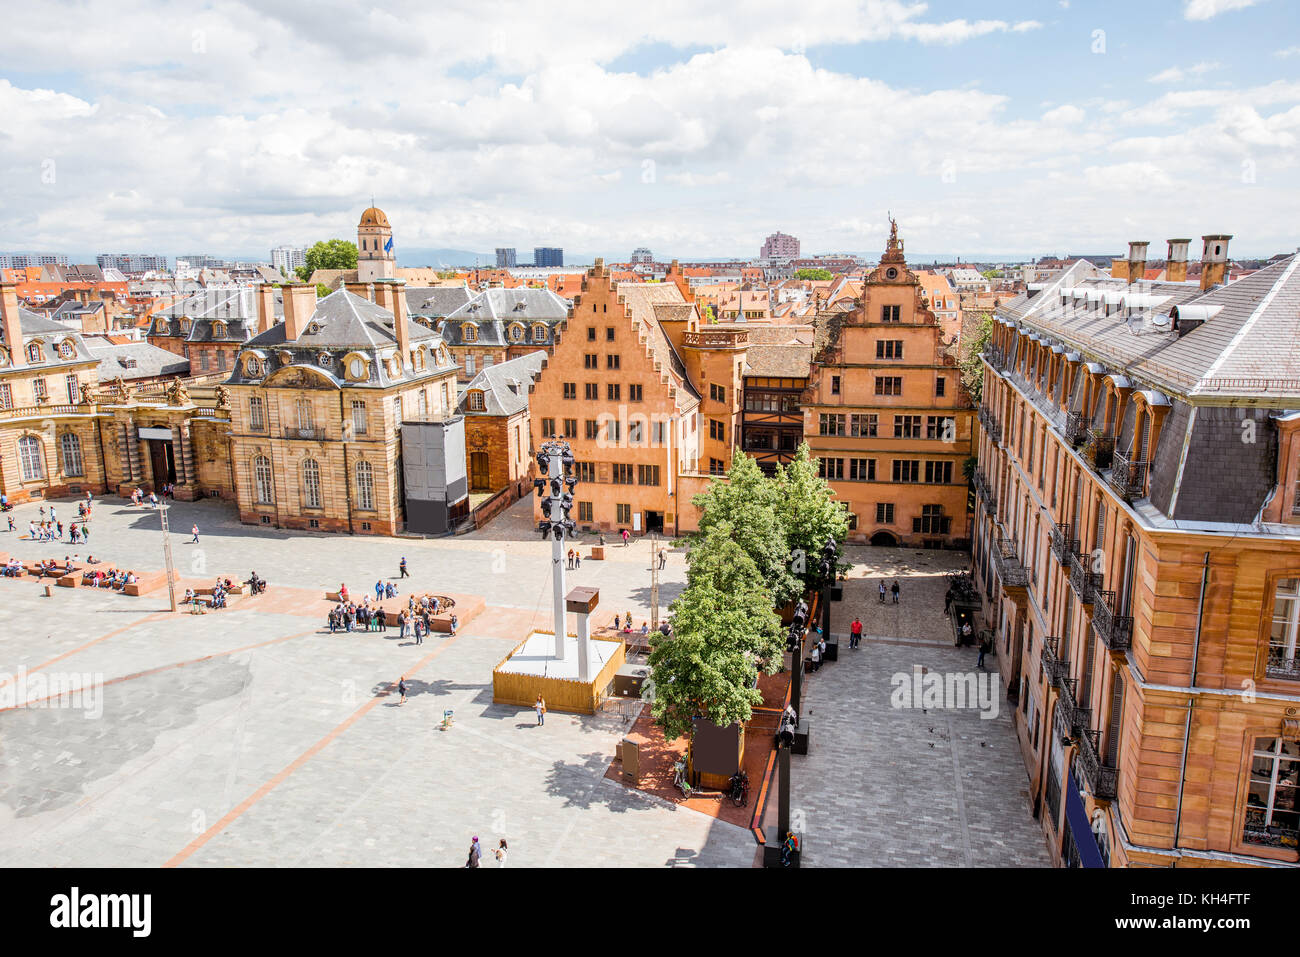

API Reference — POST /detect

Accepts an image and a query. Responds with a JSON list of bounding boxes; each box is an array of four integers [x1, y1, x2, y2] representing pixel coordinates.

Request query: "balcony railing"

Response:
[[682, 329, 748, 349], [1063, 411, 1089, 447], [1050, 523, 1076, 566], [284, 426, 328, 441], [973, 468, 997, 517], [978, 406, 1002, 445], [1091, 589, 1134, 652], [993, 537, 1029, 590], [1243, 808, 1300, 849], [1076, 728, 1118, 801], [1265, 650, 1300, 681], [1054, 677, 1079, 742], [1069, 552, 1102, 604], [985, 347, 1007, 372], [1109, 449, 1148, 500], [1084, 429, 1114, 471], [1041, 637, 1067, 685]]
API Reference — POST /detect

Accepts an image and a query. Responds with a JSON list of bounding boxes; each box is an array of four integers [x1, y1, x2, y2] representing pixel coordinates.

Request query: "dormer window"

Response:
[[27, 343, 42, 363], [58, 340, 75, 359], [509, 324, 524, 342], [245, 356, 261, 376], [469, 391, 485, 412], [462, 323, 477, 342], [212, 321, 227, 338], [348, 357, 367, 380], [532, 324, 547, 342]]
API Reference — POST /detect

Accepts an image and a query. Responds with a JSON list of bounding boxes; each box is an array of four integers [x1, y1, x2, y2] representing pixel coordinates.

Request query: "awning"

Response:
[[1065, 769, 1107, 868]]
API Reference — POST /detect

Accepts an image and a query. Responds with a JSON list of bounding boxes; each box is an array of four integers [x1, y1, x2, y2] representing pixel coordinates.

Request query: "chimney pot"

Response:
[[281, 282, 316, 341], [256, 284, 276, 334], [1200, 234, 1233, 291], [0, 281, 25, 368]]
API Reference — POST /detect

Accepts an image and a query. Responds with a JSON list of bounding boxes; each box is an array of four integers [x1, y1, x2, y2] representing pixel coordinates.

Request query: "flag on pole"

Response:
[[384, 236, 394, 253]]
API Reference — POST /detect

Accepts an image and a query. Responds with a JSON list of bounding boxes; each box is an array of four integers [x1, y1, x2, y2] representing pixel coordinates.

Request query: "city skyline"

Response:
[[2, 0, 1298, 261]]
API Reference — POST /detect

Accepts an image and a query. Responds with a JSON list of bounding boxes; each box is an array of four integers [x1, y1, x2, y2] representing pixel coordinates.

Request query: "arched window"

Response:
[[27, 343, 42, 363], [462, 323, 477, 343], [18, 435, 44, 480], [302, 458, 321, 509], [532, 324, 547, 342], [296, 398, 314, 432], [60, 432, 84, 476], [253, 455, 274, 504], [355, 460, 375, 510]]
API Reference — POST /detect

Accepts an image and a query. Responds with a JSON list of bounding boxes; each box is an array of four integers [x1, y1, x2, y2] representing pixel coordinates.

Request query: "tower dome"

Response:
[[359, 207, 390, 228]]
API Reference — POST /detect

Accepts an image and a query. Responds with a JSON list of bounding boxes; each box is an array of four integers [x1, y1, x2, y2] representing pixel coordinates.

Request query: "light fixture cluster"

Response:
[[535, 435, 578, 541]]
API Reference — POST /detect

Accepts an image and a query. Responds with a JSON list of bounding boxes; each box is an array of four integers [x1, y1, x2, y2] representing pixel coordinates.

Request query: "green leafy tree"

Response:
[[958, 310, 993, 407], [691, 453, 800, 607], [773, 443, 849, 590], [794, 268, 833, 281], [295, 239, 358, 281], [315, 283, 333, 298], [649, 528, 783, 742]]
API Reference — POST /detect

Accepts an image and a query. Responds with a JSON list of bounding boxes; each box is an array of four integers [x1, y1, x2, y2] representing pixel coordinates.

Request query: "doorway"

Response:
[[645, 510, 664, 534], [147, 438, 176, 490], [469, 451, 490, 492], [870, 530, 899, 546]]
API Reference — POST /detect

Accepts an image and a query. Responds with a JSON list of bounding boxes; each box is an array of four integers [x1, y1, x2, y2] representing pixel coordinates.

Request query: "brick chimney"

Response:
[[372, 280, 394, 314], [281, 282, 317, 341], [1200, 234, 1232, 291], [1165, 239, 1191, 283], [0, 281, 24, 368], [345, 280, 375, 302], [387, 279, 410, 366], [256, 284, 276, 334], [1125, 241, 1149, 285]]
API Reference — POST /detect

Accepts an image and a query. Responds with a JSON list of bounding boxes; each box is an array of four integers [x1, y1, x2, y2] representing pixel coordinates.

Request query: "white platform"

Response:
[[496, 631, 620, 680]]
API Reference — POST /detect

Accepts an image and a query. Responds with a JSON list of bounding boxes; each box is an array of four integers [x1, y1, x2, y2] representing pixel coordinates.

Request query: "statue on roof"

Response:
[[109, 375, 130, 403], [165, 376, 191, 407], [215, 385, 231, 410]]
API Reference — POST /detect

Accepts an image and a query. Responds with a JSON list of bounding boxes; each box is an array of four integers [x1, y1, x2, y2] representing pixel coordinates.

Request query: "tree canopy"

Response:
[[295, 239, 358, 281], [794, 268, 833, 281], [774, 443, 850, 591], [958, 310, 993, 407]]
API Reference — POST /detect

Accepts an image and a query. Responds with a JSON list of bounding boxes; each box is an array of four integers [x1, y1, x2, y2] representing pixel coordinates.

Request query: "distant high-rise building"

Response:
[[495, 247, 517, 268], [271, 245, 307, 273], [180, 254, 233, 270], [0, 252, 68, 270], [630, 247, 654, 265], [534, 247, 563, 268], [760, 231, 800, 260], [96, 253, 169, 273]]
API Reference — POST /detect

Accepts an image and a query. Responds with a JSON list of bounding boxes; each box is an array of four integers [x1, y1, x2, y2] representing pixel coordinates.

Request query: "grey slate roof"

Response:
[[458, 351, 546, 416], [1, 307, 97, 365], [405, 286, 473, 319], [86, 341, 191, 382], [149, 288, 282, 343], [439, 288, 571, 347]]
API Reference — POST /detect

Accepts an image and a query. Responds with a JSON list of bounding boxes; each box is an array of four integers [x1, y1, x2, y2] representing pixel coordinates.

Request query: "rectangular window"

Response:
[[584, 354, 598, 369], [936, 376, 946, 397], [876, 502, 895, 524], [33, 378, 47, 401], [818, 413, 846, 437], [877, 340, 903, 359], [607, 383, 621, 401], [629, 384, 643, 402], [563, 382, 576, 400], [249, 395, 265, 431], [605, 419, 621, 442], [579, 501, 593, 522], [563, 418, 577, 439], [613, 463, 634, 484], [585, 420, 599, 440], [465, 355, 476, 375], [541, 417, 555, 437], [710, 383, 726, 402], [606, 327, 615, 341], [850, 413, 877, 438], [818, 457, 844, 480], [637, 464, 661, 486], [710, 419, 725, 441], [893, 415, 922, 439], [0, 384, 11, 410], [584, 383, 598, 400], [1244, 736, 1300, 847], [875, 376, 902, 396], [65, 374, 79, 403], [892, 459, 920, 483], [925, 460, 953, 484], [709, 458, 725, 474], [831, 375, 841, 395], [200, 352, 210, 371], [607, 354, 621, 370], [576, 462, 595, 483], [351, 400, 367, 435], [1268, 579, 1300, 679], [850, 458, 876, 481], [881, 305, 901, 323], [587, 327, 596, 341], [652, 421, 668, 445], [617, 503, 632, 525]]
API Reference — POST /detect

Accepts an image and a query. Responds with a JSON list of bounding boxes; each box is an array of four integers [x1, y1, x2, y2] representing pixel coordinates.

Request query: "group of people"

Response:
[[396, 606, 457, 644], [27, 518, 86, 543], [877, 579, 902, 603], [464, 835, 508, 868], [329, 600, 388, 634], [129, 488, 161, 508], [81, 567, 137, 589], [564, 548, 582, 570]]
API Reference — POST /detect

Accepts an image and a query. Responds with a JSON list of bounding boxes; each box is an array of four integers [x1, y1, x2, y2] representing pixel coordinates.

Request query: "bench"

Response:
[[123, 571, 170, 597], [56, 575, 81, 588]]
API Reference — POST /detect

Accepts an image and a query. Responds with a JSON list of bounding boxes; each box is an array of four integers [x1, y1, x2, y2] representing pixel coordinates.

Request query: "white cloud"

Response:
[[1183, 0, 1263, 21], [1275, 46, 1300, 58], [1149, 61, 1220, 83]]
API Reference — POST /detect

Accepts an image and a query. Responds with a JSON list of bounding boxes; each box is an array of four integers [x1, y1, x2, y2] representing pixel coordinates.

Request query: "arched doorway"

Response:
[[870, 530, 899, 546], [469, 451, 490, 492]]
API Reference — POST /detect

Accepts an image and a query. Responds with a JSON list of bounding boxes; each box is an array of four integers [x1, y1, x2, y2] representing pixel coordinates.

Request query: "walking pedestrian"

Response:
[[466, 837, 481, 868], [6, 516, 14, 532], [399, 557, 409, 578], [878, 580, 887, 603], [810, 641, 821, 672], [658, 549, 666, 570], [574, 551, 581, 569], [891, 580, 900, 604], [621, 529, 629, 547], [375, 580, 383, 601], [493, 838, 508, 867], [977, 632, 990, 670], [190, 524, 200, 543], [567, 548, 574, 570], [535, 694, 546, 726], [414, 613, 423, 645], [398, 676, 408, 705], [850, 616, 863, 649], [449, 613, 458, 635]]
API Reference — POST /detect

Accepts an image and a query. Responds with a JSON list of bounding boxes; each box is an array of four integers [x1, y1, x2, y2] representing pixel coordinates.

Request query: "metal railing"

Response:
[[1054, 677, 1079, 742], [283, 426, 328, 441], [1063, 411, 1089, 446], [1109, 449, 1148, 500], [1084, 429, 1114, 471], [978, 406, 1002, 444], [993, 537, 1029, 589], [1265, 650, 1300, 681], [1041, 637, 1067, 685], [1069, 552, 1102, 604], [1050, 523, 1076, 565], [1076, 728, 1118, 800], [1091, 589, 1134, 652]]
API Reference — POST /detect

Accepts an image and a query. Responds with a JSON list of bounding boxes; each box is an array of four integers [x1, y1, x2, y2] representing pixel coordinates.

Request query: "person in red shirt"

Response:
[[850, 616, 863, 650]]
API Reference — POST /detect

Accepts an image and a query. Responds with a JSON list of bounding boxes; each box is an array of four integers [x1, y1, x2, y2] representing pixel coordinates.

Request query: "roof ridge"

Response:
[[1194, 253, 1300, 391]]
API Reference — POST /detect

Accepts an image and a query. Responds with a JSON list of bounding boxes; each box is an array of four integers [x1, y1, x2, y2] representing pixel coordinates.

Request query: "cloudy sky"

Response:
[[2, 0, 1298, 263]]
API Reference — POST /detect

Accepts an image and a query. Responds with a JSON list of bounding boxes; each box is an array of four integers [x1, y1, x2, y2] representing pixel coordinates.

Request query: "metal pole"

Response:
[[160, 503, 177, 612], [777, 744, 790, 839], [549, 452, 567, 660], [649, 530, 659, 631]]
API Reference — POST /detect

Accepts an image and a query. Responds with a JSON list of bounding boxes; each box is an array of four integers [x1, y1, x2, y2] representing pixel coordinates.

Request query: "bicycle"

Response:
[[672, 758, 693, 799]]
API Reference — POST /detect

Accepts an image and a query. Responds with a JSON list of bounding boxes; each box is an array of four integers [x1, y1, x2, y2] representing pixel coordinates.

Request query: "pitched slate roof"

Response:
[[86, 341, 191, 381], [458, 351, 545, 416], [149, 288, 282, 343], [405, 286, 472, 319], [615, 281, 701, 403]]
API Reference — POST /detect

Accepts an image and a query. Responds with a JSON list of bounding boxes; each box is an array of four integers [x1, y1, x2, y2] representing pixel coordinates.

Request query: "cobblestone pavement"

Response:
[[0, 495, 750, 868], [792, 545, 1052, 867]]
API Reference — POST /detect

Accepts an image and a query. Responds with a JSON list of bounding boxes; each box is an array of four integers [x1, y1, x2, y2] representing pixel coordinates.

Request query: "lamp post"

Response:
[[534, 436, 578, 661], [818, 537, 838, 645]]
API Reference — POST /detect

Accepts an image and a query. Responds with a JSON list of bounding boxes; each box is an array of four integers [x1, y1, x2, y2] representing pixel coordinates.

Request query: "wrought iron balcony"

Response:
[[1054, 676, 1080, 742], [1091, 589, 1134, 652], [1069, 552, 1102, 604], [1050, 523, 1076, 565], [993, 537, 1029, 592], [1265, 650, 1300, 681], [973, 468, 997, 517], [1109, 449, 1148, 500], [1084, 429, 1114, 471], [1076, 728, 1118, 801], [985, 346, 1007, 372], [1243, 808, 1300, 849], [1041, 636, 1067, 685], [1063, 411, 1089, 447], [284, 426, 328, 441], [978, 406, 1002, 444]]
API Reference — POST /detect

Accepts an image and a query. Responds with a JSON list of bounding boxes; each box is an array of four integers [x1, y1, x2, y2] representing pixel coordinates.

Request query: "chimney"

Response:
[[1126, 241, 1149, 286], [256, 284, 276, 334], [1200, 234, 1232, 291], [372, 281, 394, 314], [1165, 239, 1191, 283], [388, 279, 410, 367], [345, 280, 375, 302], [0, 281, 24, 368], [281, 282, 316, 341], [1110, 258, 1129, 282]]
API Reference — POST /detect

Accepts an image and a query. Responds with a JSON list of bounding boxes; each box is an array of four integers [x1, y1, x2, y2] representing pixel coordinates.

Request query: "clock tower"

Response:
[[357, 206, 395, 282]]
